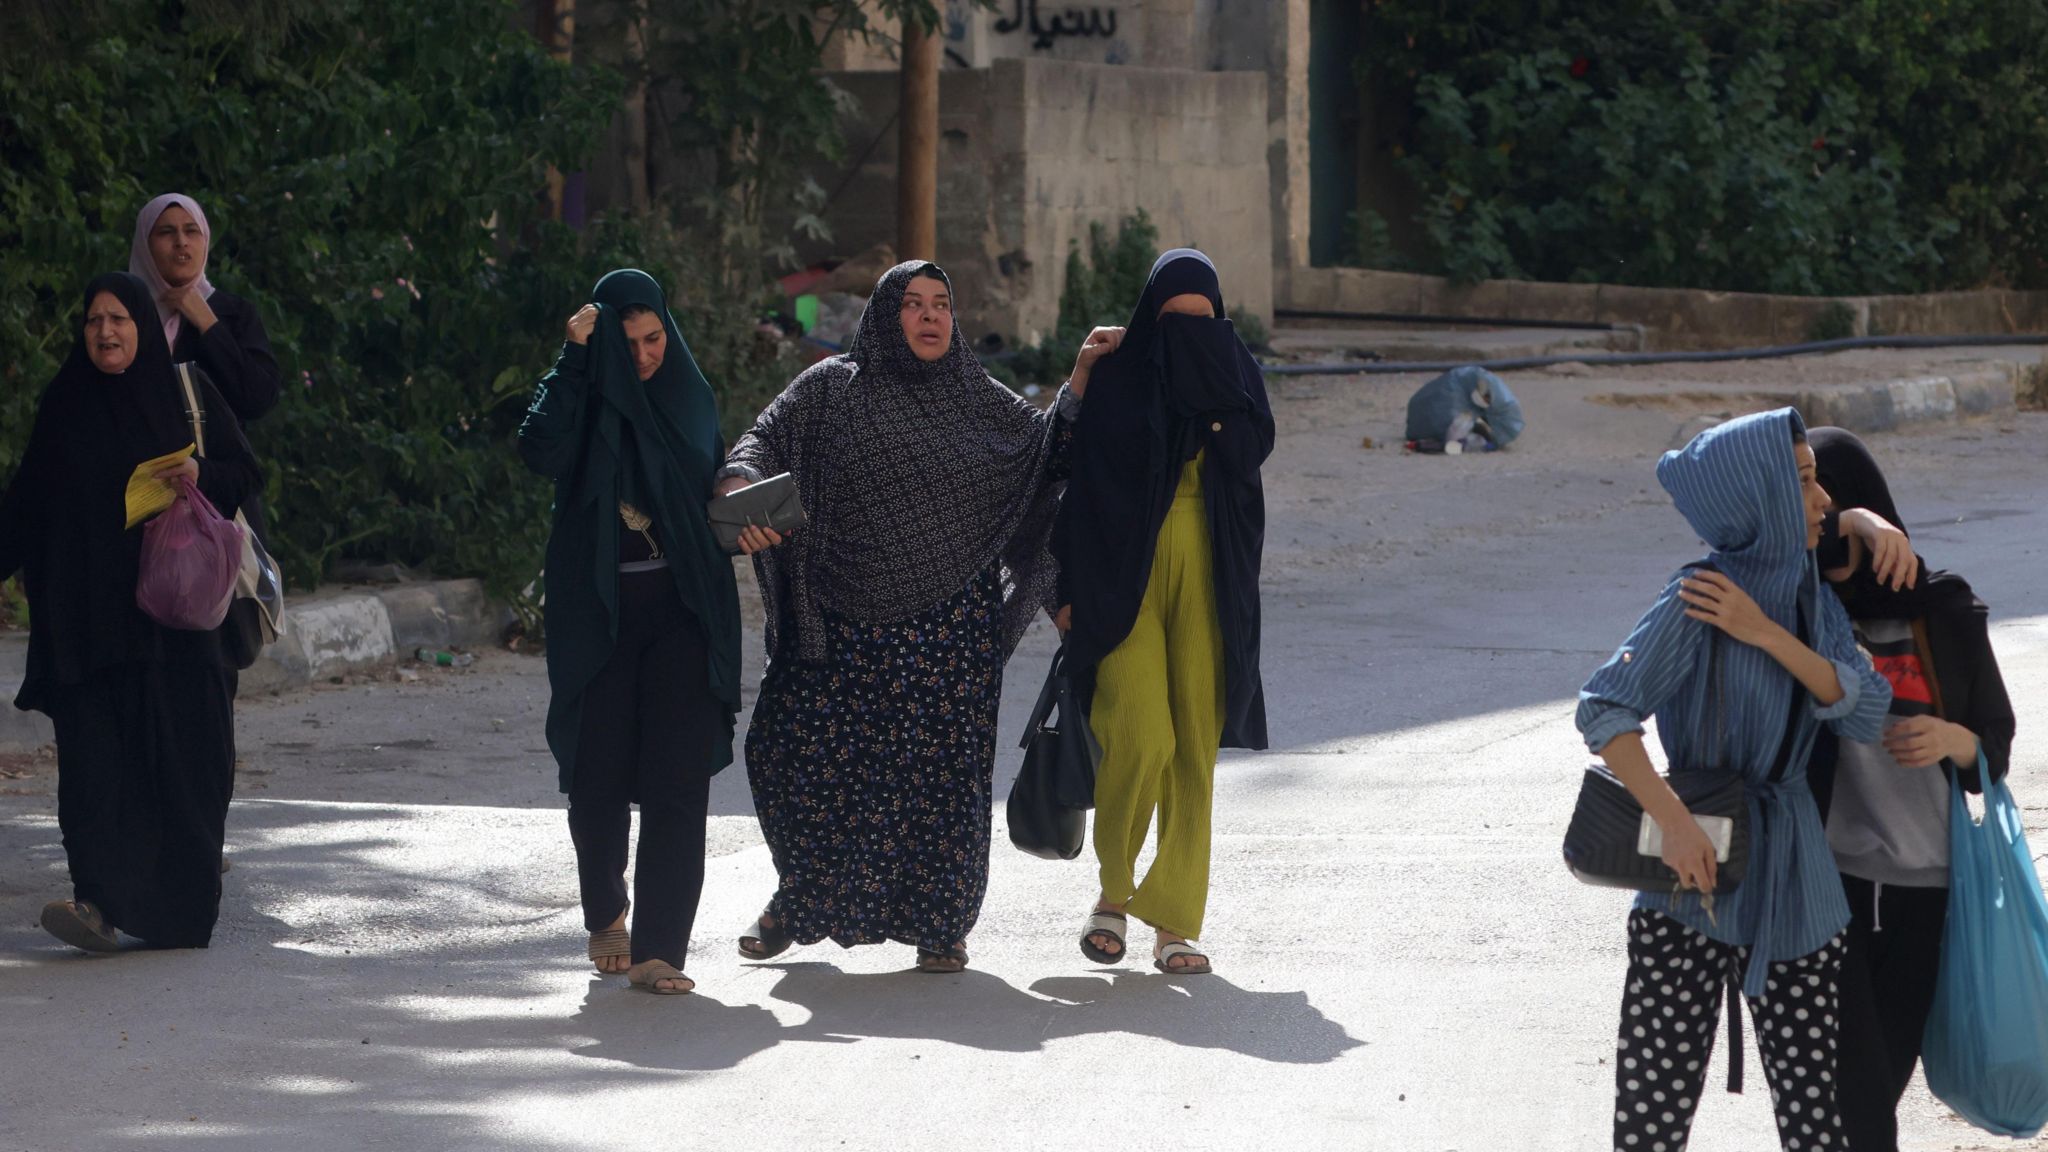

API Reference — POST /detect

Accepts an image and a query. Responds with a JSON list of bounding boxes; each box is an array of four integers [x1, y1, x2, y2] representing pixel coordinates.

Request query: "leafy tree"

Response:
[[1361, 0, 2048, 294], [1, 0, 945, 612]]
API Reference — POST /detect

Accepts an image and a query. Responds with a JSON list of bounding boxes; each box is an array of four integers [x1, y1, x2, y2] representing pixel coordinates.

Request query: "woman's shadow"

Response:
[[756, 960, 1362, 1063], [567, 977, 789, 1072]]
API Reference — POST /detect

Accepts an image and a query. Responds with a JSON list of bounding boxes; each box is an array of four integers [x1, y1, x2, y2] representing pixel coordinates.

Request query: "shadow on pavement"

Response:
[[568, 979, 788, 1071], [733, 960, 1361, 1063]]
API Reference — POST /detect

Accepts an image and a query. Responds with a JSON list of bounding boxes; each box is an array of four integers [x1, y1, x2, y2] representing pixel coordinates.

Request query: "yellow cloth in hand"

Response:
[[125, 444, 197, 529]]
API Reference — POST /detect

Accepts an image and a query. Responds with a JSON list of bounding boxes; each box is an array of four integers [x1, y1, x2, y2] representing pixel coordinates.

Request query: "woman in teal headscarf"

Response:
[[518, 269, 741, 995]]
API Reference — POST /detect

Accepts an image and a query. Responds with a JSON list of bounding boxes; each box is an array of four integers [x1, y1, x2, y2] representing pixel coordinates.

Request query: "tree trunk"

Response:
[[896, 17, 939, 262]]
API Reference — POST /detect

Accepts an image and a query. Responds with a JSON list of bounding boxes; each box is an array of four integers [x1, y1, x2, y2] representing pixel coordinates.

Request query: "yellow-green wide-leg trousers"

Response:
[[1089, 457, 1225, 940]]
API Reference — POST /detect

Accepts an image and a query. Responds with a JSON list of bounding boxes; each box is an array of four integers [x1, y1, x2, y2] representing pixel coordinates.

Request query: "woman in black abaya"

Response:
[[1054, 249, 1274, 975], [0, 272, 260, 952]]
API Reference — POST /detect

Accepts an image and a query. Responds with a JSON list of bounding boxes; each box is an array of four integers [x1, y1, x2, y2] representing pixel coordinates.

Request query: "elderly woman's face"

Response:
[[899, 275, 953, 362], [85, 292, 139, 374], [149, 204, 208, 288]]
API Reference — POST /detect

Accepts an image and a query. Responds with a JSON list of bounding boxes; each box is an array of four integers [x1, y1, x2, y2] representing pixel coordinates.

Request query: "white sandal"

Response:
[[1153, 939, 1212, 975], [1080, 910, 1128, 964]]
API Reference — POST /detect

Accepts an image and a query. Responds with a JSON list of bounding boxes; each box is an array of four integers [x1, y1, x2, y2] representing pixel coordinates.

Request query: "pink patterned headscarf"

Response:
[[128, 193, 216, 349]]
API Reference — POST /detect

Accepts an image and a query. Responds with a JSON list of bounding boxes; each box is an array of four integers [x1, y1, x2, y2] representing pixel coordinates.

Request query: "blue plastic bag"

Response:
[[1403, 366, 1526, 448], [1922, 761, 2048, 1138]]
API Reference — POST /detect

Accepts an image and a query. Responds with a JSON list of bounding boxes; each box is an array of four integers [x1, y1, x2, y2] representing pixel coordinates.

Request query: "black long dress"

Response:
[[0, 272, 260, 948]]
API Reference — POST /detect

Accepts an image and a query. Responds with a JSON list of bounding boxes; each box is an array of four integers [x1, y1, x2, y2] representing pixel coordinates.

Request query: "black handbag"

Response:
[[1563, 627, 1755, 895], [1006, 647, 1100, 860]]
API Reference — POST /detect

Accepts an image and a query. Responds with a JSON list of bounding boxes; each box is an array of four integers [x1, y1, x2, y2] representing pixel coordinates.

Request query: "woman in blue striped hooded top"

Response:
[[1577, 407, 1891, 1152]]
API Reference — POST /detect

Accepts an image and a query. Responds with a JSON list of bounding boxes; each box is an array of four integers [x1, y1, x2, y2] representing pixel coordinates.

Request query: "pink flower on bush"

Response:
[[371, 287, 385, 301]]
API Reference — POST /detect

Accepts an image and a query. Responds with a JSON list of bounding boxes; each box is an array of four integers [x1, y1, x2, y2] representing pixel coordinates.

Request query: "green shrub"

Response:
[[1806, 301, 1861, 343], [1006, 211, 1160, 388], [1230, 308, 1271, 353], [1361, 1, 2048, 294], [0, 0, 813, 611], [1342, 208, 1407, 271]]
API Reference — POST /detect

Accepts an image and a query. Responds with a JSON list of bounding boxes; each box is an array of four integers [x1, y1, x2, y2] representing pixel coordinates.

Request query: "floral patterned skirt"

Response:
[[746, 566, 1005, 953]]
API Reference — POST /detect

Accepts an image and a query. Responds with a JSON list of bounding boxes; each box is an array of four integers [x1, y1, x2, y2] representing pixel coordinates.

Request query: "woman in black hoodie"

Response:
[[1809, 427, 2018, 1152]]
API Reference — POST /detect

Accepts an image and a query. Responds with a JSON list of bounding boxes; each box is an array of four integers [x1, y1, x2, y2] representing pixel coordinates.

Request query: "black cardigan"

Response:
[[1811, 571, 2016, 820], [170, 288, 280, 425]]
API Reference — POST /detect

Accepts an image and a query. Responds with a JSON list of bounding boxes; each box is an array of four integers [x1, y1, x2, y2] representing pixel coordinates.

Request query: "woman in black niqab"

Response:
[[0, 271, 260, 953], [1053, 248, 1274, 976]]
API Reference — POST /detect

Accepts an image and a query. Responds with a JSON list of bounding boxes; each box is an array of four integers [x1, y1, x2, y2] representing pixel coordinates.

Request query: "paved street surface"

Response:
[[3, 361, 2046, 1151]]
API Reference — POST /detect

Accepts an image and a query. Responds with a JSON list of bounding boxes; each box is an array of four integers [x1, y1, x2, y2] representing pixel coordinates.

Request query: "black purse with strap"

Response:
[[1563, 626, 1753, 896], [1005, 646, 1100, 860]]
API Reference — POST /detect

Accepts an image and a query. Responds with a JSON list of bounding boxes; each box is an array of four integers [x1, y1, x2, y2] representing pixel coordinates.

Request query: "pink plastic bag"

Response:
[[136, 477, 244, 631]]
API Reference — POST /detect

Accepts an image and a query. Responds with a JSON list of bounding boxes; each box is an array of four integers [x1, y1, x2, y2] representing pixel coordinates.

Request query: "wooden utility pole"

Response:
[[896, 16, 940, 262], [537, 0, 577, 220], [622, 13, 651, 212]]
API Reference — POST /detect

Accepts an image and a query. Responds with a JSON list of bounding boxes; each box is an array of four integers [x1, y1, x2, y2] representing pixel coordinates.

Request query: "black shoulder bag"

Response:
[[1005, 646, 1101, 860], [1562, 629, 1753, 896]]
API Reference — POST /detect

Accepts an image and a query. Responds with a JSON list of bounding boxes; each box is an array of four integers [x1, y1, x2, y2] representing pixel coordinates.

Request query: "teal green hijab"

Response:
[[541, 269, 741, 790]]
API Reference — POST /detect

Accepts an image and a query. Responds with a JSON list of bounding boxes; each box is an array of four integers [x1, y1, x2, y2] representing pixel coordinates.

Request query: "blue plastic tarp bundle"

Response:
[[1922, 764, 2048, 1138], [1403, 365, 1526, 448]]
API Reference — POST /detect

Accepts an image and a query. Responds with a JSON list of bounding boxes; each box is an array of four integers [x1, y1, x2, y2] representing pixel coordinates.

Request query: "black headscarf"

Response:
[[0, 272, 256, 712], [1054, 249, 1275, 750], [536, 270, 741, 790], [1807, 426, 2013, 803], [725, 260, 1067, 665]]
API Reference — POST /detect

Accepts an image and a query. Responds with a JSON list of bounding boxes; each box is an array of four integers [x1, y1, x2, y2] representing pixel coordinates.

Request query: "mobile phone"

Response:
[[1638, 812, 1734, 863]]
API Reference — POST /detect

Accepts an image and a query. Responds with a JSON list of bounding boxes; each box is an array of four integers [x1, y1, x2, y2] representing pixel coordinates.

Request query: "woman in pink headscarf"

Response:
[[130, 193, 280, 423]]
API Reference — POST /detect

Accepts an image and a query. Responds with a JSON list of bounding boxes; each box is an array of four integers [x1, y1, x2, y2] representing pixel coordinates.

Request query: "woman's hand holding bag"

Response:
[[136, 476, 244, 631]]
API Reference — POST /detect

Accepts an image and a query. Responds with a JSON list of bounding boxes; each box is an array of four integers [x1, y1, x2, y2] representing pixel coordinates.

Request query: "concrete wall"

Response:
[[806, 57, 1273, 346], [1000, 58, 1273, 341], [1286, 266, 2048, 349], [827, 0, 1245, 72]]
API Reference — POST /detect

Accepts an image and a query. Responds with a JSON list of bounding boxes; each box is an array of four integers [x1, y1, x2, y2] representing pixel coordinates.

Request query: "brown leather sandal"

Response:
[[916, 945, 969, 974], [40, 900, 119, 954], [627, 960, 694, 995], [588, 927, 631, 973]]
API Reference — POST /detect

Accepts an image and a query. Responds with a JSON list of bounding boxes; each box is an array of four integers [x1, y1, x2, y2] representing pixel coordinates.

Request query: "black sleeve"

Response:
[[192, 293, 282, 424], [1814, 509, 1851, 572], [1939, 596, 2015, 792], [192, 369, 262, 517], [0, 387, 58, 581], [517, 342, 591, 480]]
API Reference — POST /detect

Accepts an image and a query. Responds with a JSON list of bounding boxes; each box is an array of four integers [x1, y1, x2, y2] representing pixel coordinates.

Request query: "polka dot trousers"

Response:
[[1614, 909, 1847, 1152]]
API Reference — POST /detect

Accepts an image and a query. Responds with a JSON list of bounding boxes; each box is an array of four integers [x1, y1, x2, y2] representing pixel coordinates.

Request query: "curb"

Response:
[[1616, 357, 2037, 447], [1789, 362, 2025, 433], [1, 578, 510, 751]]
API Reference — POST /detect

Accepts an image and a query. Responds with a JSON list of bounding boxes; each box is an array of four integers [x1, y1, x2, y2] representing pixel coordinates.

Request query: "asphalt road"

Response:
[[2, 375, 2045, 1152]]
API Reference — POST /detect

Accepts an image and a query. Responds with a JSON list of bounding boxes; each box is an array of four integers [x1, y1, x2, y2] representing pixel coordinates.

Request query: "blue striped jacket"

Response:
[[1577, 409, 1891, 996]]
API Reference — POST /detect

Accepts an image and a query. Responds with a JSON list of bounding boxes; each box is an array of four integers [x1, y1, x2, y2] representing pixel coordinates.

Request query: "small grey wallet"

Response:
[[707, 472, 807, 555]]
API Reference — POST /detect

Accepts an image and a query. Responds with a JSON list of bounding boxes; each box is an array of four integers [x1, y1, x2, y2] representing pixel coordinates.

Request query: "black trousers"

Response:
[[1615, 909, 1848, 1152], [567, 568, 721, 968], [50, 661, 236, 948], [1836, 874, 1950, 1152]]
